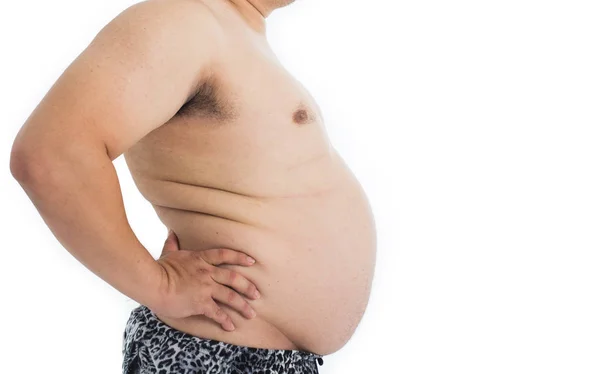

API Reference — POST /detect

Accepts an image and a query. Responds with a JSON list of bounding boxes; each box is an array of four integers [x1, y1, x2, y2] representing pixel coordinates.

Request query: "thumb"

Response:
[[161, 229, 180, 254]]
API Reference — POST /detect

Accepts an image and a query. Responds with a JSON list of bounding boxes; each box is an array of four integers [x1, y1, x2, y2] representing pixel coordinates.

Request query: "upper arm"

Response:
[[11, 0, 222, 163]]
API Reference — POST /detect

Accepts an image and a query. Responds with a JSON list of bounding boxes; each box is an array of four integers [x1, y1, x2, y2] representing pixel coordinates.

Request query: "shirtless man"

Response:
[[9, 0, 377, 372]]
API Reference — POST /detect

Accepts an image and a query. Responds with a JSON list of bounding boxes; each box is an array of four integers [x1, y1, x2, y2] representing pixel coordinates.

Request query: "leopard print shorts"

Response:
[[122, 305, 325, 374]]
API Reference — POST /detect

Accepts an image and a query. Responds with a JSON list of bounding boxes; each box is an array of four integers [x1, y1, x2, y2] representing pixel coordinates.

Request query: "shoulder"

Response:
[[117, 0, 220, 25], [94, 0, 225, 56]]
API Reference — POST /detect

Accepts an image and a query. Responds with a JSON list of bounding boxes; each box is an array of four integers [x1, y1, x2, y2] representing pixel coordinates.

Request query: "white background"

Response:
[[1, 0, 599, 373]]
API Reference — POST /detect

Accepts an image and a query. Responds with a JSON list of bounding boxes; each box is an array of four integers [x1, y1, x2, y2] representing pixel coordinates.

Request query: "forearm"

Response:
[[11, 140, 162, 307]]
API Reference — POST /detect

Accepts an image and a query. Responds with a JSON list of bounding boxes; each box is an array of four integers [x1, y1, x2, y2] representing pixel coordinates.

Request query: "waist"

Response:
[[125, 304, 325, 373], [145, 168, 377, 355]]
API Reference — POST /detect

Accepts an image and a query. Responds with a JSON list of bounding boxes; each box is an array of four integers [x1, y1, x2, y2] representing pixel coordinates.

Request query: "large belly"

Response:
[[130, 152, 377, 355]]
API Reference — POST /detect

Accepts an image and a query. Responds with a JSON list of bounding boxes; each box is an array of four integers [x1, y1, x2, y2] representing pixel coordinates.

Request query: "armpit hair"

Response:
[[175, 72, 238, 122]]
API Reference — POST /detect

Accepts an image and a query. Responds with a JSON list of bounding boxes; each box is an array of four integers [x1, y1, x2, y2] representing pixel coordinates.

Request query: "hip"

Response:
[[122, 304, 325, 374]]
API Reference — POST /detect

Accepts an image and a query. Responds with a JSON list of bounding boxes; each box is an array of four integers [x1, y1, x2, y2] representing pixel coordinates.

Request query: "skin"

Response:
[[9, 0, 377, 356]]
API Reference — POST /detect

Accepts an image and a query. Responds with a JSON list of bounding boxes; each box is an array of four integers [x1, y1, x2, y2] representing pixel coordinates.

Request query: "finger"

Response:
[[212, 284, 257, 319], [211, 268, 260, 300], [170, 229, 180, 248], [200, 300, 235, 331], [161, 229, 179, 255], [201, 248, 256, 266]]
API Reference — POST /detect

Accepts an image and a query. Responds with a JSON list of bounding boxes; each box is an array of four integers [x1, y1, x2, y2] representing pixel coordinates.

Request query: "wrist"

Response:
[[122, 247, 165, 309], [141, 260, 168, 311]]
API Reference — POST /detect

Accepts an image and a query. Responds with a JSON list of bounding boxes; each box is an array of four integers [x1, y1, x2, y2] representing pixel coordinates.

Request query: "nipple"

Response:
[[293, 108, 310, 125]]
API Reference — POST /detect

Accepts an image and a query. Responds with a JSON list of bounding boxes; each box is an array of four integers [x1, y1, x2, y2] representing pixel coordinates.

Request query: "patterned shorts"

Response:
[[122, 305, 325, 374]]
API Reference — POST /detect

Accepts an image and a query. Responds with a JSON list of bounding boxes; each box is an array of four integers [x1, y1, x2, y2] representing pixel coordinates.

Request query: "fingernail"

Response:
[[250, 309, 257, 318], [247, 256, 256, 264], [254, 290, 261, 299]]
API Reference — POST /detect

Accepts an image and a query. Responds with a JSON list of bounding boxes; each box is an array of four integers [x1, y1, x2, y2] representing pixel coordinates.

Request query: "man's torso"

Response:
[[123, 0, 376, 355]]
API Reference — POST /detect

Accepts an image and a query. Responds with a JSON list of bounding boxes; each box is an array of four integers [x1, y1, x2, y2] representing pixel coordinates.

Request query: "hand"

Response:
[[149, 229, 260, 331]]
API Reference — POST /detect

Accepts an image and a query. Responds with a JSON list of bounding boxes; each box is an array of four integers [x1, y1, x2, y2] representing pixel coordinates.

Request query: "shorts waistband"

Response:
[[124, 304, 325, 367]]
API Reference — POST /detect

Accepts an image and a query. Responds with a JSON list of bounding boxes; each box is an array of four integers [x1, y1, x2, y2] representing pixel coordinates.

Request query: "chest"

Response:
[[124, 45, 332, 180], [173, 52, 324, 129]]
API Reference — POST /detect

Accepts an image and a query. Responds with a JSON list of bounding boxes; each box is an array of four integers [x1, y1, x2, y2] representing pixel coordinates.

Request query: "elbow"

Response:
[[11, 139, 109, 190], [10, 146, 40, 185], [9, 144, 54, 187], [10, 127, 109, 188]]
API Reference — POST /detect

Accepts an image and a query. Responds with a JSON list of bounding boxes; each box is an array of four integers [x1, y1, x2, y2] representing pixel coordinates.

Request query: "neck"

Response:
[[227, 0, 270, 34]]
